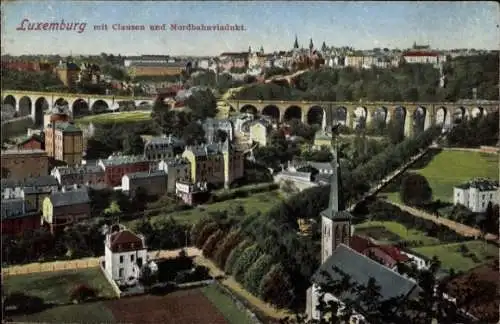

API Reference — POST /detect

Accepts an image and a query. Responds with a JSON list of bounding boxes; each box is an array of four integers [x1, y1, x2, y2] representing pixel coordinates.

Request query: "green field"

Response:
[[355, 221, 442, 246], [10, 302, 116, 324], [75, 111, 152, 125], [128, 190, 283, 227], [3, 268, 116, 305], [201, 285, 255, 324], [412, 240, 498, 272], [385, 151, 499, 203]]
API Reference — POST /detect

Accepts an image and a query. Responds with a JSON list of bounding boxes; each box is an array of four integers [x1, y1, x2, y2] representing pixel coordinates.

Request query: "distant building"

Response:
[[1, 199, 41, 236], [202, 118, 234, 144], [402, 51, 440, 65], [175, 181, 209, 206], [98, 155, 153, 187], [249, 120, 272, 147], [42, 187, 91, 233], [78, 63, 101, 84], [218, 52, 249, 72], [158, 157, 191, 193], [143, 135, 185, 161], [51, 165, 106, 187], [17, 134, 44, 151], [182, 140, 244, 188], [453, 178, 500, 213], [127, 61, 189, 78], [55, 61, 80, 88], [121, 170, 168, 197], [44, 122, 84, 166], [103, 224, 148, 286], [1, 149, 49, 181]]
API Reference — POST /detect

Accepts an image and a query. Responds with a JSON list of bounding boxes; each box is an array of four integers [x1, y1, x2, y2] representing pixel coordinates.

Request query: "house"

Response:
[[1, 199, 41, 235], [402, 51, 440, 65], [51, 165, 106, 187], [98, 155, 153, 187], [182, 140, 244, 189], [103, 224, 148, 285], [121, 170, 167, 197], [453, 178, 500, 213], [17, 134, 44, 151], [175, 181, 209, 206], [1, 149, 49, 181], [44, 122, 84, 166], [249, 120, 272, 147], [349, 235, 409, 270], [158, 157, 191, 193], [42, 187, 91, 233], [400, 248, 431, 270], [202, 118, 234, 144], [143, 135, 185, 161]]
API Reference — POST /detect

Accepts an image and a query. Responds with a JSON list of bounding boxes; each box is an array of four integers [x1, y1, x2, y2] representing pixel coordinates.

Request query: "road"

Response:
[[385, 200, 499, 243], [2, 247, 201, 277]]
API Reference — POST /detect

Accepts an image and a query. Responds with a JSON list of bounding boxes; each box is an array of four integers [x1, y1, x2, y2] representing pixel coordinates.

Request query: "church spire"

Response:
[[328, 125, 344, 214], [293, 35, 299, 49], [309, 38, 314, 50]]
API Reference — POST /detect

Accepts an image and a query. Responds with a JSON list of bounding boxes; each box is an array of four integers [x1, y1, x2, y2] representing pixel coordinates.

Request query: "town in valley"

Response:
[[1, 1, 499, 324]]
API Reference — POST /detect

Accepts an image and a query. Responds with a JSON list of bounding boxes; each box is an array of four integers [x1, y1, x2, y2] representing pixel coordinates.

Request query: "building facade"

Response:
[[55, 61, 80, 88], [1, 149, 49, 181], [157, 158, 191, 193], [127, 61, 188, 77], [42, 187, 91, 233], [175, 181, 209, 206], [249, 120, 272, 146], [104, 224, 148, 285], [44, 122, 84, 166], [143, 135, 185, 161], [98, 155, 153, 187], [453, 178, 500, 213], [182, 140, 244, 188], [17, 134, 44, 151], [51, 165, 106, 187], [121, 170, 168, 197], [202, 118, 234, 144], [1, 199, 41, 236]]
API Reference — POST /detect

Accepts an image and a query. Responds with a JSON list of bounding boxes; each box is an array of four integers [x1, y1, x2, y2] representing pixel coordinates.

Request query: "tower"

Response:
[[309, 38, 314, 53], [320, 125, 353, 264], [293, 35, 299, 49], [222, 138, 231, 189]]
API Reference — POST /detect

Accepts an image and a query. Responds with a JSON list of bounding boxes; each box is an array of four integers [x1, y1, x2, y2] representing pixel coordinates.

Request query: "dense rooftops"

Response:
[[125, 170, 166, 180], [48, 188, 90, 207], [55, 165, 104, 175], [99, 155, 149, 167]]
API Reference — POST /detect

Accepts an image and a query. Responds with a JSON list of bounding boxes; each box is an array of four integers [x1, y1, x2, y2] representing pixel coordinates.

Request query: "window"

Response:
[[130, 254, 135, 262], [119, 255, 124, 263], [119, 268, 124, 277], [490, 194, 493, 199], [482, 202, 485, 208]]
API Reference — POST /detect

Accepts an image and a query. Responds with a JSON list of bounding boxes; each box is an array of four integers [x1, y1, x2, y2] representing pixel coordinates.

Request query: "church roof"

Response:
[[312, 244, 419, 307]]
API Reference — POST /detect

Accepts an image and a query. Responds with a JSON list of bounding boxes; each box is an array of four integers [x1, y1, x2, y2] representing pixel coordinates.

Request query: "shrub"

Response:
[[459, 244, 469, 254], [259, 263, 295, 308], [195, 222, 220, 248], [69, 284, 97, 304], [400, 173, 433, 206], [213, 229, 242, 268], [243, 254, 274, 295], [202, 229, 226, 258], [232, 244, 262, 283], [190, 217, 214, 245], [224, 240, 252, 274]]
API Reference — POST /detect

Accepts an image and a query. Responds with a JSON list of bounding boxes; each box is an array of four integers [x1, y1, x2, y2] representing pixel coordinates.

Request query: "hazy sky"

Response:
[[2, 1, 499, 56]]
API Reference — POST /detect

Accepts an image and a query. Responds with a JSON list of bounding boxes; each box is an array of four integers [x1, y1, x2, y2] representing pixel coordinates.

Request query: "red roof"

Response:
[[349, 235, 374, 253], [109, 230, 144, 252], [378, 245, 409, 262], [403, 51, 439, 57]]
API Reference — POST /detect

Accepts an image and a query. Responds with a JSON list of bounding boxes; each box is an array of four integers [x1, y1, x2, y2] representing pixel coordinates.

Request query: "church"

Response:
[[305, 128, 420, 323]]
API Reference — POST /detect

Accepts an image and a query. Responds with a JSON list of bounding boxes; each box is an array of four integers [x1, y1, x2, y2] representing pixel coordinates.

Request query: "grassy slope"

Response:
[[201, 285, 255, 324], [386, 151, 498, 203], [75, 111, 152, 125], [355, 221, 442, 246], [3, 268, 116, 305]]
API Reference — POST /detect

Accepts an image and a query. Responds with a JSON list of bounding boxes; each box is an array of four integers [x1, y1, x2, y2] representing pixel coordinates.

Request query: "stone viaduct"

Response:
[[224, 99, 500, 137], [1, 90, 154, 126]]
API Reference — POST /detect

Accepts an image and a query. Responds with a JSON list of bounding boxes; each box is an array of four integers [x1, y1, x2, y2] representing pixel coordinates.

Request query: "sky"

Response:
[[2, 1, 499, 56]]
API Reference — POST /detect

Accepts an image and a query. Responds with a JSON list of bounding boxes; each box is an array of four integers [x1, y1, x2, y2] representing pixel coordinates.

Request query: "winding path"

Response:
[[384, 200, 499, 243]]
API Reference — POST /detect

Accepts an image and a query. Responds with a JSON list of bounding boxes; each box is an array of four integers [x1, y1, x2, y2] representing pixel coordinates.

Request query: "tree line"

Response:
[[446, 111, 499, 147]]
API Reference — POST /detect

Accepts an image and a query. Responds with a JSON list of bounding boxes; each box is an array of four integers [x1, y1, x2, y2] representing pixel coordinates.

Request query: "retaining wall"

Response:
[[99, 259, 122, 299]]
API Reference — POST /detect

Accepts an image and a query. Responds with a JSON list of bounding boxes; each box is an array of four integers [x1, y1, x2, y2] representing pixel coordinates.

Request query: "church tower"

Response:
[[293, 35, 299, 49], [320, 125, 353, 264]]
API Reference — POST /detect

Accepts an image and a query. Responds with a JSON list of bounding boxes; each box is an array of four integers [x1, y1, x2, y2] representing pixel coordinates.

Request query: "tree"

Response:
[[202, 229, 225, 258], [122, 132, 144, 155], [69, 284, 97, 304], [244, 254, 274, 295], [232, 244, 262, 283], [213, 229, 242, 268], [224, 240, 252, 274], [400, 173, 433, 207], [259, 264, 295, 309], [184, 88, 217, 120], [182, 121, 205, 146]]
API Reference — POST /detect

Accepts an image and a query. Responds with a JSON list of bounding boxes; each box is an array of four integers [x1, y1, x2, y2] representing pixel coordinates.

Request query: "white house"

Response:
[[402, 51, 440, 65], [453, 178, 500, 213], [104, 224, 148, 286], [400, 249, 430, 270]]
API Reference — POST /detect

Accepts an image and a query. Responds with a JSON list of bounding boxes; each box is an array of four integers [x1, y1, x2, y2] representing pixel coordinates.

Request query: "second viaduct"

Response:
[[225, 99, 500, 137]]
